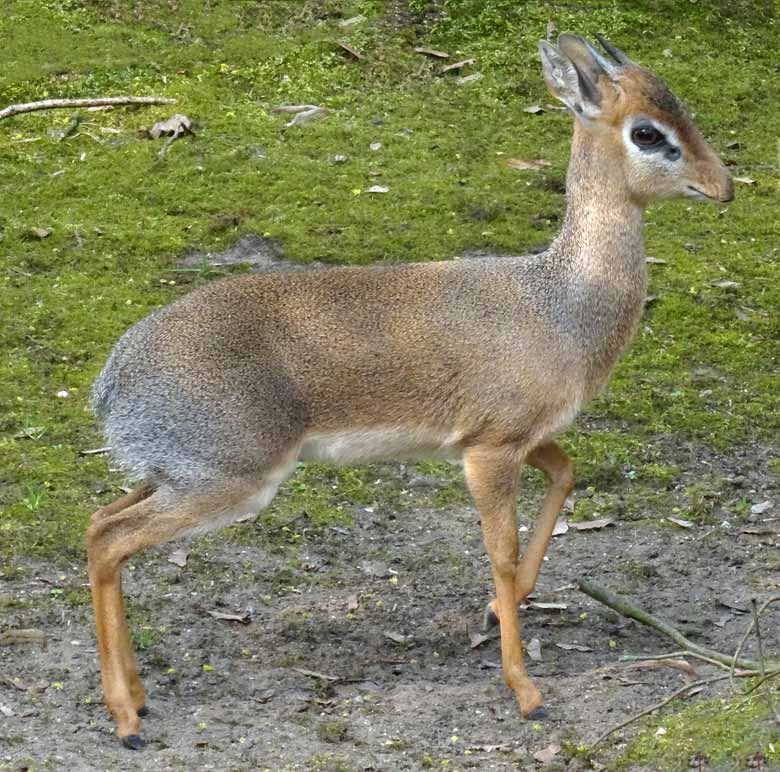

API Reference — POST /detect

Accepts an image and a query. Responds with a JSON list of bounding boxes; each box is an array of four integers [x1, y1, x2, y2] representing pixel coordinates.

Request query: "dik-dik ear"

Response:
[[538, 36, 609, 121]]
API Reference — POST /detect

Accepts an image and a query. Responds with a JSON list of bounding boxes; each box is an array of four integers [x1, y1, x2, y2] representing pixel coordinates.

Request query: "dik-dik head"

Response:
[[539, 34, 734, 205]]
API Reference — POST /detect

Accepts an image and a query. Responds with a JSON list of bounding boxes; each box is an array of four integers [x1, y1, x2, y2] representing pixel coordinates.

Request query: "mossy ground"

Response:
[[1, 1, 779, 769]]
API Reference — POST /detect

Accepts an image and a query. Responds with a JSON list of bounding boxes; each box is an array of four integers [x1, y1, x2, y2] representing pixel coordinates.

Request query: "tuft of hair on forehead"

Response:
[[619, 65, 690, 125]]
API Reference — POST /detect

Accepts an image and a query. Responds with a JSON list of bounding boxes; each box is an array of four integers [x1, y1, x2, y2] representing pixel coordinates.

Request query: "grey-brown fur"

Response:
[[87, 35, 734, 745], [93, 133, 644, 493]]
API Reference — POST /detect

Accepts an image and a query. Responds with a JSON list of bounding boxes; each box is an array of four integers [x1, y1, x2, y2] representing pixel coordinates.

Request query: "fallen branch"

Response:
[[621, 650, 734, 672], [0, 96, 175, 121], [578, 578, 771, 671]]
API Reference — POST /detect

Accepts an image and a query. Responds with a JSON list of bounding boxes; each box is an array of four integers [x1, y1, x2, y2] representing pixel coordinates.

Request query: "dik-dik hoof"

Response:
[[136, 705, 148, 717], [121, 733, 146, 750], [525, 706, 547, 721], [483, 603, 500, 631]]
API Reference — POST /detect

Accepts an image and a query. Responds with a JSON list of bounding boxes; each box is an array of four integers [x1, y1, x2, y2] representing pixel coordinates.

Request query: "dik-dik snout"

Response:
[[540, 34, 734, 206]]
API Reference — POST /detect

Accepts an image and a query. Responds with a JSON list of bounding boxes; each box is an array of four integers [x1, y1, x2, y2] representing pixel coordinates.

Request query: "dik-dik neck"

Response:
[[547, 122, 649, 386], [550, 122, 646, 277]]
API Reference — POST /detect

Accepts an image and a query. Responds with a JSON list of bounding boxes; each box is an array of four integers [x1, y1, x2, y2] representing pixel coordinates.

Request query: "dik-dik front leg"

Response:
[[485, 441, 574, 628], [464, 444, 546, 719]]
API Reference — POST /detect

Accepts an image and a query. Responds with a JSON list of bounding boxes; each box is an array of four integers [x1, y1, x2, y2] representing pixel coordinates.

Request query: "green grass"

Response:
[[2, 0, 778, 554], [1, 6, 779, 764], [605, 688, 780, 772]]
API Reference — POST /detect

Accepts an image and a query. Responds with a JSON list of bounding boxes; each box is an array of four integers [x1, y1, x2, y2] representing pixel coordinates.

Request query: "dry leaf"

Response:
[[441, 58, 475, 73], [529, 601, 568, 611], [734, 176, 755, 185], [533, 742, 561, 764], [712, 280, 740, 289], [507, 158, 551, 171], [714, 613, 733, 628], [336, 40, 363, 59], [29, 227, 52, 239], [148, 113, 192, 140], [207, 609, 251, 624], [668, 517, 694, 529], [0, 675, 26, 691], [272, 104, 328, 127], [253, 688, 276, 703], [751, 501, 772, 515], [526, 638, 542, 661], [569, 518, 614, 531], [414, 47, 449, 59], [384, 631, 410, 644], [13, 426, 44, 439], [361, 560, 390, 578], [740, 526, 775, 536], [457, 73, 483, 85], [626, 658, 698, 681], [552, 516, 569, 536], [365, 185, 389, 193], [646, 256, 667, 264], [347, 593, 359, 611], [717, 598, 748, 614], [645, 294, 658, 304], [556, 642, 593, 652], [339, 14, 365, 27], [167, 548, 189, 567], [524, 104, 545, 114], [469, 630, 492, 649], [0, 629, 48, 650]]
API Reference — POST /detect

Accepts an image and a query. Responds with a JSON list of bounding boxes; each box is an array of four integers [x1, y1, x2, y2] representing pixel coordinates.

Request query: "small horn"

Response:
[[596, 34, 632, 65], [583, 38, 619, 75]]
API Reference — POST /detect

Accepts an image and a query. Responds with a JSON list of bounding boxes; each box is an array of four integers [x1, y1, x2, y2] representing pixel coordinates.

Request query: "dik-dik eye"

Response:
[[631, 125, 665, 148]]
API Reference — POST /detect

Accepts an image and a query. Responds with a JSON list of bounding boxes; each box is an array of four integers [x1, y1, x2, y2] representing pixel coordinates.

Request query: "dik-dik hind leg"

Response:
[[485, 442, 574, 629], [87, 483, 263, 748], [464, 444, 545, 719], [89, 487, 155, 717]]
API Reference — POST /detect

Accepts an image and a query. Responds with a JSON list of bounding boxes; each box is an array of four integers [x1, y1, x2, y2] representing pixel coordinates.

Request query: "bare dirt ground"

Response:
[[1, 448, 778, 772]]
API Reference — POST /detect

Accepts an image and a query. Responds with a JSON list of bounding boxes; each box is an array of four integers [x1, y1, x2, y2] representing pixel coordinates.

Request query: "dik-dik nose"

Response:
[[696, 150, 735, 203]]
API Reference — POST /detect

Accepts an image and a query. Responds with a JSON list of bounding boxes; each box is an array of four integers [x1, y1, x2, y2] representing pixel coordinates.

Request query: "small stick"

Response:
[[590, 671, 757, 749], [621, 650, 742, 672], [752, 598, 780, 725], [579, 578, 766, 671], [730, 595, 780, 690], [0, 96, 175, 121]]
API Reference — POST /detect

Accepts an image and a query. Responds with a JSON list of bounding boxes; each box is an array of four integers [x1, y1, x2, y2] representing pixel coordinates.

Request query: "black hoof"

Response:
[[137, 705, 148, 717], [121, 734, 146, 750], [482, 605, 500, 631], [526, 707, 548, 721]]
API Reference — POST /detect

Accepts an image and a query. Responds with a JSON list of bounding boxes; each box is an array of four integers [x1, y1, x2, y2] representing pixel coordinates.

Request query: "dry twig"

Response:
[[751, 598, 780, 725], [590, 673, 733, 748], [0, 96, 175, 121], [578, 578, 769, 671]]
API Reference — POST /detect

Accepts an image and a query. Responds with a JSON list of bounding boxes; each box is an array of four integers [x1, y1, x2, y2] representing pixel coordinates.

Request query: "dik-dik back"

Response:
[[88, 34, 733, 749], [94, 257, 586, 490]]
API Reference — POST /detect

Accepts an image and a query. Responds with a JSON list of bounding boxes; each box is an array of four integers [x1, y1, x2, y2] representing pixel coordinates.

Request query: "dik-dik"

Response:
[[88, 34, 733, 747]]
